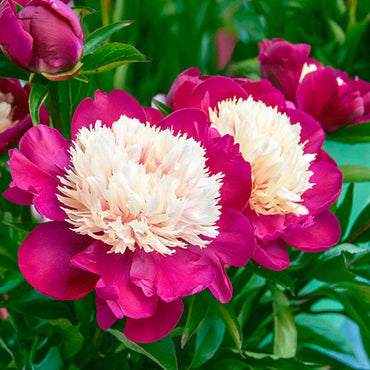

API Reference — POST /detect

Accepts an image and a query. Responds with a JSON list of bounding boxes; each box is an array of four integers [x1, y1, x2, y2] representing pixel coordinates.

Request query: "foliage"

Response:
[[0, 0, 369, 369]]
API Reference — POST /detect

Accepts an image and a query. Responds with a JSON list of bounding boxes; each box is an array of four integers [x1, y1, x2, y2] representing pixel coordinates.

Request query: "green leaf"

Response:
[[84, 21, 134, 55], [191, 310, 226, 368], [72, 6, 96, 17], [340, 165, 370, 182], [349, 249, 370, 280], [270, 284, 297, 358], [32, 347, 63, 370], [328, 19, 346, 44], [326, 122, 370, 144], [29, 83, 49, 125], [48, 319, 83, 359], [81, 43, 148, 73], [213, 301, 243, 352], [108, 329, 177, 370], [248, 262, 295, 293], [0, 271, 23, 294], [296, 313, 356, 355], [335, 184, 353, 236], [0, 53, 28, 80], [181, 295, 208, 348], [153, 99, 173, 116], [346, 202, 370, 243]]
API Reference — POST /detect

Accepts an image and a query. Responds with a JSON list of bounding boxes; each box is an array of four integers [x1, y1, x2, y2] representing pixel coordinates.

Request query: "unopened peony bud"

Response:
[[0, 0, 83, 79]]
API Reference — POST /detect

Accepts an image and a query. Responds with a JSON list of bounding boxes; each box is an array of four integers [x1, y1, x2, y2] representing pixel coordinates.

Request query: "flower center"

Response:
[[58, 117, 223, 255], [0, 92, 18, 134], [209, 97, 315, 216]]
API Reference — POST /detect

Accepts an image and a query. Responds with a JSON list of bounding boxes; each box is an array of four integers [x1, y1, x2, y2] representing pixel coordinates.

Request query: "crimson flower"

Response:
[[4, 89, 256, 342], [0, 0, 83, 79], [164, 68, 342, 270], [0, 78, 48, 156], [258, 38, 370, 132]]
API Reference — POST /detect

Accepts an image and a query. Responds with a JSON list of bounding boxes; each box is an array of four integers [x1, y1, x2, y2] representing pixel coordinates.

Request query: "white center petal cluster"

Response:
[[209, 97, 315, 216], [0, 92, 17, 134], [58, 116, 223, 255]]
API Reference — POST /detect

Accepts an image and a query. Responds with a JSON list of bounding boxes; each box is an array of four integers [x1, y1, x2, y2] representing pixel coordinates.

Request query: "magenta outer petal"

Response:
[[96, 295, 118, 330], [303, 161, 342, 214], [207, 256, 233, 303], [285, 108, 325, 154], [297, 68, 338, 119], [71, 90, 147, 139], [19, 222, 98, 300], [157, 108, 211, 144], [167, 67, 201, 109], [6, 148, 66, 220], [143, 107, 164, 126], [0, 115, 32, 153], [283, 210, 340, 252], [187, 76, 249, 113], [130, 248, 214, 302], [252, 240, 290, 271], [206, 207, 256, 267], [240, 79, 286, 109], [206, 134, 251, 211], [258, 39, 311, 102], [3, 182, 33, 205], [124, 299, 183, 343], [93, 244, 158, 319], [18, 125, 70, 178], [0, 0, 33, 68]]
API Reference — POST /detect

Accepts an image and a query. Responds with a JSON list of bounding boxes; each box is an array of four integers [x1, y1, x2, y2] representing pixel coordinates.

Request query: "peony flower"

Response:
[[0, 0, 83, 79], [4, 89, 256, 342], [164, 68, 342, 270], [258, 38, 370, 132], [15, 0, 70, 5], [0, 78, 48, 156]]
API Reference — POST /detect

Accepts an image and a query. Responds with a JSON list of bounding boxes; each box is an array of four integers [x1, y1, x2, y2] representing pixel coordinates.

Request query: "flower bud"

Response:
[[0, 0, 83, 79]]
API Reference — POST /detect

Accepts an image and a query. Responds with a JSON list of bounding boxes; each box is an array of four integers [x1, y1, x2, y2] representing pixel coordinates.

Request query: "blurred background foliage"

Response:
[[0, 0, 369, 369]]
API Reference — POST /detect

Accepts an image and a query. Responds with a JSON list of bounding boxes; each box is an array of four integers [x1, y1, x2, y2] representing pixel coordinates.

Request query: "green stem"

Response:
[[47, 82, 63, 134], [100, 0, 111, 27]]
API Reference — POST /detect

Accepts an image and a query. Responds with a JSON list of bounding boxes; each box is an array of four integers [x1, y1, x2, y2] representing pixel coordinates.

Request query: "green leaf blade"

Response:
[[81, 43, 148, 74], [84, 21, 133, 55]]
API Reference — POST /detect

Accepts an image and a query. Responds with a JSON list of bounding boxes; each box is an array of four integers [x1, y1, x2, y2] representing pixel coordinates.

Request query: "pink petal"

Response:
[[96, 295, 117, 330], [130, 248, 214, 302], [143, 107, 164, 126], [0, 0, 33, 68], [258, 39, 311, 102], [303, 161, 342, 214], [240, 79, 286, 109], [18, 222, 98, 300], [283, 210, 340, 252], [3, 182, 33, 205], [18, 125, 70, 178], [124, 299, 183, 343], [252, 239, 290, 271], [187, 76, 249, 113], [157, 108, 211, 143], [206, 134, 251, 211], [285, 108, 325, 154], [7, 148, 66, 221], [205, 207, 256, 267], [297, 68, 338, 119], [207, 256, 233, 303], [167, 67, 201, 109], [71, 90, 147, 139], [93, 244, 158, 319]]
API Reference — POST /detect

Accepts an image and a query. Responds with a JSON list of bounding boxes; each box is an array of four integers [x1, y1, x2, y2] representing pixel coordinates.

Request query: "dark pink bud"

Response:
[[0, 0, 83, 77]]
